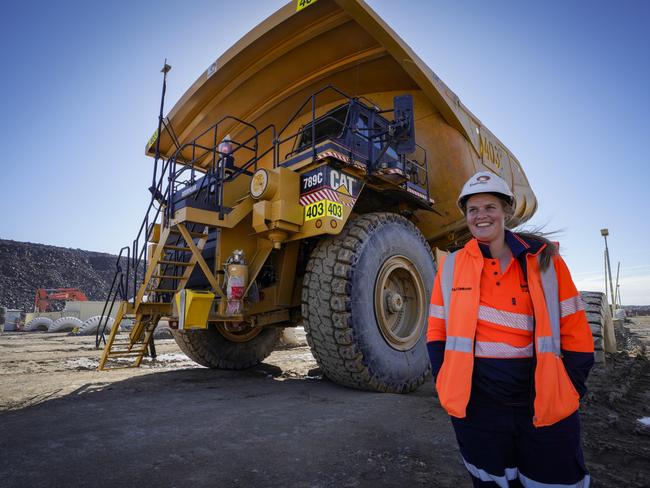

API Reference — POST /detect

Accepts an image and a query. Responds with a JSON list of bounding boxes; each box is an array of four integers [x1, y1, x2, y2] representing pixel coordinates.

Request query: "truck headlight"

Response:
[[250, 169, 268, 199], [250, 169, 278, 200]]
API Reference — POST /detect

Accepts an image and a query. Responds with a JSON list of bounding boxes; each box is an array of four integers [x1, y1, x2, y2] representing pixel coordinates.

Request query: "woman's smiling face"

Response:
[[465, 193, 506, 243]]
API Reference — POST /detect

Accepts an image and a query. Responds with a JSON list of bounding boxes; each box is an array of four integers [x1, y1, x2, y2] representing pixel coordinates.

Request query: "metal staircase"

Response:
[[98, 222, 210, 369]]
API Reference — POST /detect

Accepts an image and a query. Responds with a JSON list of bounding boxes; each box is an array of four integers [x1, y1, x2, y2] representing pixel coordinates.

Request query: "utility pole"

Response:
[[600, 228, 616, 316], [615, 261, 622, 309]]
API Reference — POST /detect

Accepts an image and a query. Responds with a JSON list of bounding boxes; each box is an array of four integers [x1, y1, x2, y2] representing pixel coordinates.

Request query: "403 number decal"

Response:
[[304, 199, 343, 221], [296, 0, 318, 12]]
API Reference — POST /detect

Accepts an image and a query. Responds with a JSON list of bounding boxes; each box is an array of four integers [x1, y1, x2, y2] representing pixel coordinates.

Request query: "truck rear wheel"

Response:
[[171, 325, 281, 369], [302, 212, 435, 393]]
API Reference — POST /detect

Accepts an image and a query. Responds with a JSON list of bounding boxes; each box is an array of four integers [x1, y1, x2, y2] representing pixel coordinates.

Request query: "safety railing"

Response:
[[99, 115, 276, 336], [411, 143, 429, 192], [273, 85, 354, 167], [163, 116, 276, 222], [95, 246, 130, 348]]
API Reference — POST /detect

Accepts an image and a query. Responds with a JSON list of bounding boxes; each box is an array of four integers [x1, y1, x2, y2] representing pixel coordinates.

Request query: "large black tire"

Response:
[[302, 212, 435, 393], [171, 326, 281, 369], [580, 291, 613, 363]]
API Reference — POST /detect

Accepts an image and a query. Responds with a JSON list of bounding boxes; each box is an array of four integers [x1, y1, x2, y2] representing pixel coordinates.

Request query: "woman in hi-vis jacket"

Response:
[[427, 171, 594, 488]]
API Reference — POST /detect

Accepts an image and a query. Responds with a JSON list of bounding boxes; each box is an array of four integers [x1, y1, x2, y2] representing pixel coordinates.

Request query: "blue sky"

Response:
[[1, 0, 648, 304]]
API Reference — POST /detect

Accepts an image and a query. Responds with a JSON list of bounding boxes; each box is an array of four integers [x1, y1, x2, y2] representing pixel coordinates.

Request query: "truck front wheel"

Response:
[[302, 212, 435, 393]]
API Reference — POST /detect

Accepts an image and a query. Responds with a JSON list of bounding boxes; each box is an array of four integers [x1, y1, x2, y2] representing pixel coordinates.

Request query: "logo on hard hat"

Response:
[[469, 175, 491, 187]]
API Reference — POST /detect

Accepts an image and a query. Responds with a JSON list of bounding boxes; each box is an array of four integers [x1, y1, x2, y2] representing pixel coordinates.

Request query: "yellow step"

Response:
[[170, 229, 208, 239], [164, 245, 192, 252], [107, 349, 147, 357]]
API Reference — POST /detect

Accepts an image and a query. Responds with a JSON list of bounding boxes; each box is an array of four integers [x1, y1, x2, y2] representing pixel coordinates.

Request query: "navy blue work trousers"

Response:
[[450, 395, 590, 487]]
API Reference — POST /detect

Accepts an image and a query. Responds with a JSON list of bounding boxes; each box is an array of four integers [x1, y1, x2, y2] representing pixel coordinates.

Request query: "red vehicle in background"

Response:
[[34, 288, 88, 313]]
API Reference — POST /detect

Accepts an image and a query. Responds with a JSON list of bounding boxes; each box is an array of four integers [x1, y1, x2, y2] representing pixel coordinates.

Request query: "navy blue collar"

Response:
[[478, 230, 530, 259]]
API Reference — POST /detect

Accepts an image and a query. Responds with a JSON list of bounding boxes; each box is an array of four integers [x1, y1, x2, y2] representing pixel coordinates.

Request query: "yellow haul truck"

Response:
[[97, 0, 541, 391]]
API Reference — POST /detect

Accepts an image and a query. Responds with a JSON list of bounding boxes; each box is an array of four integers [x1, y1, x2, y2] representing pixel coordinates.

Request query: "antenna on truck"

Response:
[[150, 60, 172, 202]]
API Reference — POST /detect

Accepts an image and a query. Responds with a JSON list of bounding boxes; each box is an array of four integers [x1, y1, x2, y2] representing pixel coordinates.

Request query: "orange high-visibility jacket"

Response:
[[428, 238, 594, 427]]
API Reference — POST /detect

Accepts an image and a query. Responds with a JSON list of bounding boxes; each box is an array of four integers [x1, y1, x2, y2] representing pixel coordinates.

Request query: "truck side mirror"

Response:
[[393, 95, 415, 154]]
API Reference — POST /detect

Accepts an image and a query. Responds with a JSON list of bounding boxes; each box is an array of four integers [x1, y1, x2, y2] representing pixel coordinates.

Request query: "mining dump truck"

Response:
[[97, 0, 599, 391]]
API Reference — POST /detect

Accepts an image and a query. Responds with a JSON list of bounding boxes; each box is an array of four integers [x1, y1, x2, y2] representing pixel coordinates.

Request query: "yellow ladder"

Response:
[[98, 222, 210, 369]]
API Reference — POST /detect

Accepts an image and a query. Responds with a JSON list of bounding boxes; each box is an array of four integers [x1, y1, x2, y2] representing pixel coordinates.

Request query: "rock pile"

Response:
[[0, 239, 126, 312], [624, 305, 650, 316]]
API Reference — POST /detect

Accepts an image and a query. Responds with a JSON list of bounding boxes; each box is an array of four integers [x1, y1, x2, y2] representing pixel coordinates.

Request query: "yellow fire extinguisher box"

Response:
[[174, 290, 215, 329]]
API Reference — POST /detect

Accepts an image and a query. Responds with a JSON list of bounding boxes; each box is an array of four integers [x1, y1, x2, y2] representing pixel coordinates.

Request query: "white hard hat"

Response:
[[457, 171, 514, 210]]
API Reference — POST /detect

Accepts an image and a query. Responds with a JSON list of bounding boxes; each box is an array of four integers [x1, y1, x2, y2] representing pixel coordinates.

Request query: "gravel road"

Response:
[[1, 320, 648, 487]]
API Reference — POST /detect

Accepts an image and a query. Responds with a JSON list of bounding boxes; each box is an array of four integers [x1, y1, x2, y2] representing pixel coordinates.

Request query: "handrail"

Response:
[[271, 84, 431, 203], [226, 124, 276, 180], [95, 246, 130, 348], [276, 84, 352, 136], [160, 116, 277, 222], [415, 142, 429, 191], [167, 114, 259, 164], [103, 113, 267, 326], [131, 157, 172, 303], [273, 85, 356, 168]]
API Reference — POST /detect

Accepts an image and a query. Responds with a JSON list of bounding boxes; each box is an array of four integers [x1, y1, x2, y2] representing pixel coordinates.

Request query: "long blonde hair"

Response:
[[461, 193, 558, 271], [501, 199, 558, 271]]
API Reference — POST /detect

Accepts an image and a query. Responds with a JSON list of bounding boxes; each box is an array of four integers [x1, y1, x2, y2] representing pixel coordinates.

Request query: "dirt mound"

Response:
[[0, 239, 124, 311], [581, 319, 650, 487]]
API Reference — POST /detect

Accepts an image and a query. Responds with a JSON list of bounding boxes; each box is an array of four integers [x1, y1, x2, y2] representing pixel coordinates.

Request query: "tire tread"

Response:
[[302, 212, 433, 393], [171, 327, 281, 370]]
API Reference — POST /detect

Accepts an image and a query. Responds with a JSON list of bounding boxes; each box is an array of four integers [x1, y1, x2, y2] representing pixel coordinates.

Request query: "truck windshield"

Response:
[[356, 113, 399, 161], [296, 105, 349, 151]]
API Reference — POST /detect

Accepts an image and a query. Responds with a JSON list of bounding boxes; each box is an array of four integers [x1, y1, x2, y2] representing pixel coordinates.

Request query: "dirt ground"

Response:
[[1, 320, 649, 488]]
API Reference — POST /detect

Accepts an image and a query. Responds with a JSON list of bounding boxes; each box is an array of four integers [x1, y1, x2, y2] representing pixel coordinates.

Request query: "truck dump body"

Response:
[[147, 0, 537, 247]]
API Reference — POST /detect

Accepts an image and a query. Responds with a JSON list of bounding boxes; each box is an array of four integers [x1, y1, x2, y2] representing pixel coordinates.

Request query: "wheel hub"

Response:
[[217, 322, 262, 342], [374, 255, 426, 351], [386, 292, 404, 313]]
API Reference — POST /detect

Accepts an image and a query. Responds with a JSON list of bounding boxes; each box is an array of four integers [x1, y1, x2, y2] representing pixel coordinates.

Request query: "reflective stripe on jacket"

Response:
[[428, 238, 594, 427]]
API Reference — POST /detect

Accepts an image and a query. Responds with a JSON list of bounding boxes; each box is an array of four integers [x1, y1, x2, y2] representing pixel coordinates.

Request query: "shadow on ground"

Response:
[[0, 366, 464, 488]]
